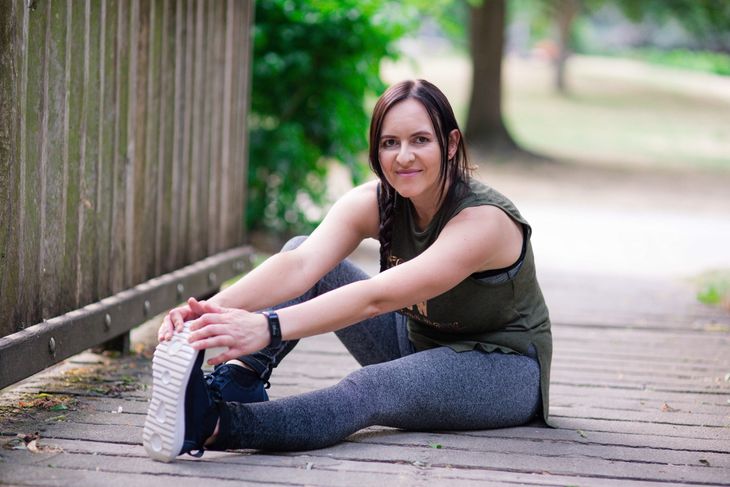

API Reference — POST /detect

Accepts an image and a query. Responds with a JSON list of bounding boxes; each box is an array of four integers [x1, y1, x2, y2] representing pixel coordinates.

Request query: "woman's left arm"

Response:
[[188, 205, 522, 365]]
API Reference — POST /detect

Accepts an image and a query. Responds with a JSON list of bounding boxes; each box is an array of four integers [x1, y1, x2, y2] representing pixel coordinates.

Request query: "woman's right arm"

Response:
[[159, 181, 380, 340]]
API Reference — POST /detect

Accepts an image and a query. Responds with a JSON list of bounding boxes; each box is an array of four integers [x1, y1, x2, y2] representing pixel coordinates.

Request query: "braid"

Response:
[[377, 183, 396, 272]]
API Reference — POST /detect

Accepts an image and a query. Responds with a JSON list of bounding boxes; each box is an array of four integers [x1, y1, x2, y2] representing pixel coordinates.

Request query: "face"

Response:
[[378, 98, 459, 206]]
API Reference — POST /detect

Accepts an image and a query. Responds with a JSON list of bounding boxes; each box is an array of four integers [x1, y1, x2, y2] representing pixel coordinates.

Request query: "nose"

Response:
[[396, 144, 414, 165]]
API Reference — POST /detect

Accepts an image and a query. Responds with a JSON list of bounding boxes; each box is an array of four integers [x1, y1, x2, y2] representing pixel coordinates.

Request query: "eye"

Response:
[[414, 136, 430, 144], [381, 138, 398, 149]]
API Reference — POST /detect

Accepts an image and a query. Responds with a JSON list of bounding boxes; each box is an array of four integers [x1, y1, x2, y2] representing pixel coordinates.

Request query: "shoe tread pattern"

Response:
[[142, 323, 197, 462]]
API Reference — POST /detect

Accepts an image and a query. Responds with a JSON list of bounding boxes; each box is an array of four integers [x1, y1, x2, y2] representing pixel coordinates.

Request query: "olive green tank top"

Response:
[[386, 179, 552, 423]]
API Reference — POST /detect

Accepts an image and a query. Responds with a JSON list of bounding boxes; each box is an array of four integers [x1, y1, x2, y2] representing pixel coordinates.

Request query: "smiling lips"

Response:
[[396, 169, 422, 176]]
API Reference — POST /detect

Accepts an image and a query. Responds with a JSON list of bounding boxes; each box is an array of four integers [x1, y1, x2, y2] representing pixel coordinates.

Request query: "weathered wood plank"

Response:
[[77, 0, 101, 306], [130, 0, 151, 286], [0, 0, 22, 337], [187, 0, 204, 263], [177, 0, 194, 265], [40, 0, 69, 319], [156, 0, 175, 276], [206, 0, 223, 255], [95, 0, 116, 300], [146, 0, 163, 279], [18, 0, 47, 331], [63, 0, 85, 311], [109, 0, 129, 294]]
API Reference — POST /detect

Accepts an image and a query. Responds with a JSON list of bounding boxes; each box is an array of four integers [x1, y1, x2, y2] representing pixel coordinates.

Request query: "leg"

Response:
[[211, 347, 540, 452], [239, 236, 412, 381]]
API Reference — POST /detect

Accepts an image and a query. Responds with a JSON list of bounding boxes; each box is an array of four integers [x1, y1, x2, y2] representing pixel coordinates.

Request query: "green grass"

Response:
[[694, 270, 730, 309]]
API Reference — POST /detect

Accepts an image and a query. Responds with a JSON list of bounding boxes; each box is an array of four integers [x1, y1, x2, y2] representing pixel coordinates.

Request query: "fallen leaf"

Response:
[[661, 403, 680, 412], [26, 440, 40, 453], [699, 459, 710, 467], [429, 443, 443, 449], [577, 430, 588, 439]]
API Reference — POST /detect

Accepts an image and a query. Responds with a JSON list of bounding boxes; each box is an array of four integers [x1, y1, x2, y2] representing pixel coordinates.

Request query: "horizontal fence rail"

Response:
[[0, 0, 255, 387]]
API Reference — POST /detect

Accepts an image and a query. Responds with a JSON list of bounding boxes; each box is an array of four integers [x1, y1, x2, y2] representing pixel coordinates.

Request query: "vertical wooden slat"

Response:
[[0, 0, 23, 336], [64, 0, 85, 310], [207, 0, 223, 255], [124, 0, 139, 289], [130, 0, 149, 285], [110, 0, 129, 294], [237, 0, 254, 245], [78, 0, 101, 304], [195, 2, 210, 260], [145, 0, 163, 280], [168, 0, 187, 269], [19, 0, 46, 330], [239, 0, 255, 246], [40, 0, 70, 320], [177, 0, 194, 267], [159, 0, 176, 274], [227, 0, 242, 249], [187, 0, 203, 263], [219, 0, 234, 251], [97, 0, 116, 300]]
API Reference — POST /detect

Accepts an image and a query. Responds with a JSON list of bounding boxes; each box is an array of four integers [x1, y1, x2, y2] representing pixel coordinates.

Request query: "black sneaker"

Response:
[[143, 323, 220, 462], [205, 363, 269, 404]]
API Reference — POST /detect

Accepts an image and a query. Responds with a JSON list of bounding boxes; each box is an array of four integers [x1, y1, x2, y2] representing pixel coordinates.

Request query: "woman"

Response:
[[143, 79, 552, 462]]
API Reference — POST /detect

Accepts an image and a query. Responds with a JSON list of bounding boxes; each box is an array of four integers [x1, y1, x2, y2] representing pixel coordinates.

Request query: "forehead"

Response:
[[381, 98, 434, 134]]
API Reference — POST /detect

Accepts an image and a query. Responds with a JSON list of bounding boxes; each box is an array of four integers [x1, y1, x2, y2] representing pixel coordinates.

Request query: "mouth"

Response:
[[396, 169, 421, 176]]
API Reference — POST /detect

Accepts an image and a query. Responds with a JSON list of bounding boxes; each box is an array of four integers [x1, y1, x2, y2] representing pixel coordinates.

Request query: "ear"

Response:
[[447, 129, 460, 160]]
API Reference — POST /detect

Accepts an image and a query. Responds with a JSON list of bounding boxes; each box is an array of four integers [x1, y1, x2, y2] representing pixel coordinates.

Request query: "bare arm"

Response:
[[158, 181, 380, 341], [188, 204, 523, 364]]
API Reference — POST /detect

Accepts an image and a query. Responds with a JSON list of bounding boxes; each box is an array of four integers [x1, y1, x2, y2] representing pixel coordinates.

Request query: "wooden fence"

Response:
[[0, 0, 255, 387]]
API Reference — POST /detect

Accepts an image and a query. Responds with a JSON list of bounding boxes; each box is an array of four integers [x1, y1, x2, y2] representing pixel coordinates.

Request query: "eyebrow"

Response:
[[380, 130, 434, 139]]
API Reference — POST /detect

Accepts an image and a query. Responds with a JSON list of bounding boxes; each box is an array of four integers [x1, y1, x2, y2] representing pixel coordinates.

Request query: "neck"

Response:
[[409, 192, 444, 231]]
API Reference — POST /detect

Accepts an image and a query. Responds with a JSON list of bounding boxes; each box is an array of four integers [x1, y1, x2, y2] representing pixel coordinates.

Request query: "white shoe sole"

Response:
[[143, 323, 198, 462]]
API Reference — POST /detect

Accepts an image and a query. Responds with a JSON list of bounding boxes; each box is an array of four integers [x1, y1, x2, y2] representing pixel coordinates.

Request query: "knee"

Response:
[[281, 235, 308, 252]]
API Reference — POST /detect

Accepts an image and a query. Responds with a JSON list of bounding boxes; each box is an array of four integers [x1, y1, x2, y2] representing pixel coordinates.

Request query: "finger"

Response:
[[189, 335, 231, 353], [188, 322, 227, 342], [160, 315, 173, 341], [199, 300, 226, 314], [207, 349, 242, 367], [187, 297, 206, 317], [170, 309, 185, 332], [188, 313, 227, 332]]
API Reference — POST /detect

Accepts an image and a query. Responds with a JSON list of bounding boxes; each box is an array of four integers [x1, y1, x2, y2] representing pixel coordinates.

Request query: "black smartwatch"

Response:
[[262, 311, 282, 348]]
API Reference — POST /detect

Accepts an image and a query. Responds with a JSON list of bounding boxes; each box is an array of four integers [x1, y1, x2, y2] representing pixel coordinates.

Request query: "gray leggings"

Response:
[[211, 237, 541, 452]]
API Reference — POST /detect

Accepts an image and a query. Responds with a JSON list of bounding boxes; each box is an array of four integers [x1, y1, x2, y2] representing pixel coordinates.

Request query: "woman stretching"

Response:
[[143, 79, 552, 462]]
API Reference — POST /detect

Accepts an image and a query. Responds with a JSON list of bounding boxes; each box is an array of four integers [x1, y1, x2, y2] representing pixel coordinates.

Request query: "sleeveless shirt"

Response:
[[386, 178, 552, 423]]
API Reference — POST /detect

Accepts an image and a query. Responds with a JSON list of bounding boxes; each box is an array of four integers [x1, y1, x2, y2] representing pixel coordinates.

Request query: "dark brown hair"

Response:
[[369, 79, 471, 271]]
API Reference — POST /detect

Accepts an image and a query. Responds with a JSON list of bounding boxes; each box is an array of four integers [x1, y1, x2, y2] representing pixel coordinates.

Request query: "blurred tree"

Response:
[[533, 0, 730, 93], [465, 0, 519, 152], [248, 0, 411, 236]]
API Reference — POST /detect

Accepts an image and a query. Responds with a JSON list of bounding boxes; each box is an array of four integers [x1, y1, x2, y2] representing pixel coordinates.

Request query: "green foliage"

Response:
[[626, 48, 730, 76], [248, 0, 412, 235], [696, 270, 730, 308]]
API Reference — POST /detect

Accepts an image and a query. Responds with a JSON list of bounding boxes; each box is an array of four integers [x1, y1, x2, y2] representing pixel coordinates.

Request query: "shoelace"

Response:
[[205, 372, 224, 404]]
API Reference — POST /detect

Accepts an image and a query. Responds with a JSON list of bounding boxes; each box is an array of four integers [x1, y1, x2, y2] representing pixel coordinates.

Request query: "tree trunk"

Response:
[[554, 0, 579, 94], [465, 0, 518, 153]]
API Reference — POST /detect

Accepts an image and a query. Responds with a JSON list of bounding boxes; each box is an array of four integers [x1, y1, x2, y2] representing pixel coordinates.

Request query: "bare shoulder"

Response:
[[322, 180, 380, 240]]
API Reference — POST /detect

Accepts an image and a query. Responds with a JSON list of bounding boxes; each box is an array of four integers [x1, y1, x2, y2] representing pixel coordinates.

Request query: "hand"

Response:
[[187, 301, 271, 367], [157, 297, 209, 342]]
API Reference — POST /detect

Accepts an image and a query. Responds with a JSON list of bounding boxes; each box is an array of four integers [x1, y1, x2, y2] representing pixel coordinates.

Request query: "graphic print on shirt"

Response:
[[387, 254, 462, 330]]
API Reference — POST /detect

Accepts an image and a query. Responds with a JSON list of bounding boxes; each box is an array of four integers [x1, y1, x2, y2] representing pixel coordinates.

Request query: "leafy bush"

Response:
[[247, 0, 411, 236]]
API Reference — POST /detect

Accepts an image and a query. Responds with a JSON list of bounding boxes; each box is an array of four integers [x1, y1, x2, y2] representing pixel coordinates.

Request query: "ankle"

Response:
[[204, 419, 220, 447], [226, 359, 255, 372]]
